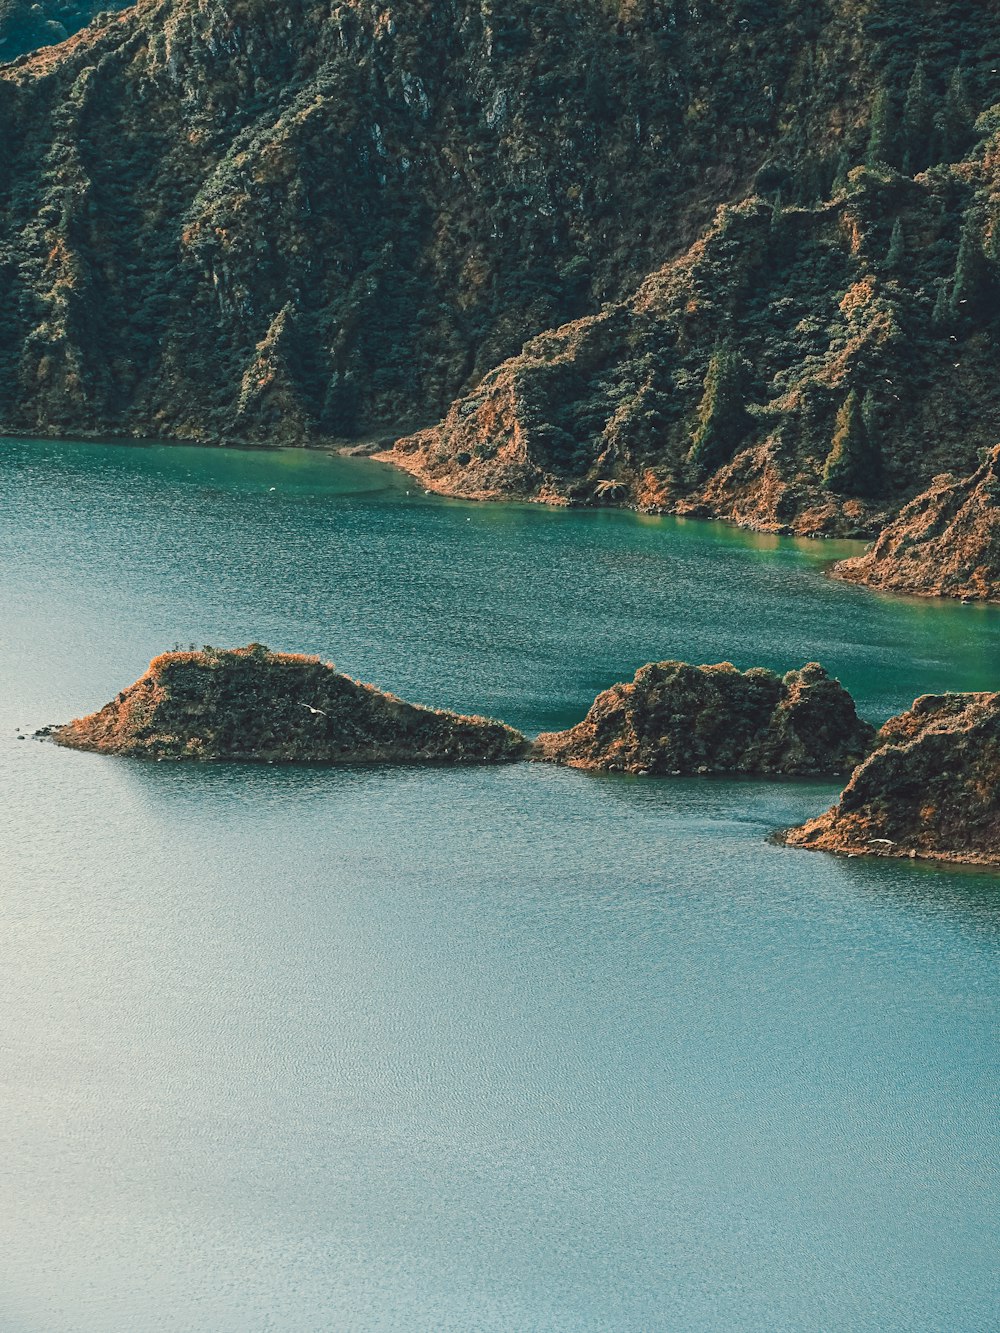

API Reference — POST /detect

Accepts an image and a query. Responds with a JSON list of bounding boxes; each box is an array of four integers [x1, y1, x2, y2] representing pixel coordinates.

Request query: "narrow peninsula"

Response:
[[831, 445, 1000, 603], [51, 645, 526, 764]]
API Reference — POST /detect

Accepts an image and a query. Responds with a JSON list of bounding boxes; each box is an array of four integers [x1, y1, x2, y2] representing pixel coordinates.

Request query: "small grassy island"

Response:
[[51, 645, 526, 764], [783, 691, 1000, 866], [531, 660, 875, 777]]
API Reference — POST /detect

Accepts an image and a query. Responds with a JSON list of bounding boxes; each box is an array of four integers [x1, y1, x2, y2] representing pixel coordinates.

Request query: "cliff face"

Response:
[[831, 444, 1000, 600], [785, 691, 1000, 864], [532, 660, 875, 776], [1, 0, 998, 544], [51, 645, 526, 762]]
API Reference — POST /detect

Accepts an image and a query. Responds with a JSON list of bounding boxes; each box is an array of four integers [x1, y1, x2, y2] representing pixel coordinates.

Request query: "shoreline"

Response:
[[0, 423, 871, 536], [12, 426, 1000, 612]]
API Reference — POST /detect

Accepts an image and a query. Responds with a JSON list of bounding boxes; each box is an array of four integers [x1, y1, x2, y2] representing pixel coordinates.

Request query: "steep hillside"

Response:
[[1, 0, 999, 542], [385, 134, 1000, 536], [832, 443, 1000, 598]]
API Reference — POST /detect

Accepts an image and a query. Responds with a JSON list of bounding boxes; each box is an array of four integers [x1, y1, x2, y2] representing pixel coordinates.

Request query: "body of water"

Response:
[[1, 437, 998, 1330]]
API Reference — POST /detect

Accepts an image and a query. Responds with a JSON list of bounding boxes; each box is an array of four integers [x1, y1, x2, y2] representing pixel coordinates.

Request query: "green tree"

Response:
[[822, 390, 882, 496], [321, 372, 360, 436], [866, 88, 898, 170], [950, 213, 990, 319], [936, 67, 973, 163], [886, 217, 905, 273], [902, 58, 933, 173], [831, 149, 851, 197], [795, 157, 824, 205], [687, 347, 751, 479]]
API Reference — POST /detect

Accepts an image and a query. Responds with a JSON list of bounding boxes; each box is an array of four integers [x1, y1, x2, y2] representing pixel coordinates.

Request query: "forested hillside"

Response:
[[1, 0, 999, 550]]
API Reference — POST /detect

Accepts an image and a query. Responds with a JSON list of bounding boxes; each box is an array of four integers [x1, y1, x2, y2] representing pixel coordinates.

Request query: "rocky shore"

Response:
[[51, 645, 526, 764], [831, 445, 1000, 602], [783, 691, 1000, 865], [531, 660, 875, 777]]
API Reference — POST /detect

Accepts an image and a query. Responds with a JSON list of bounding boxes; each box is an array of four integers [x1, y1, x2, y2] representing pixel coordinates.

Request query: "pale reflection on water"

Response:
[[1, 438, 998, 1331]]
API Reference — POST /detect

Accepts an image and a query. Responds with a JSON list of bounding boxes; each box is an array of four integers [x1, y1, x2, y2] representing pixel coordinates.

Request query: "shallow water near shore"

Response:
[[2, 437, 999, 1331]]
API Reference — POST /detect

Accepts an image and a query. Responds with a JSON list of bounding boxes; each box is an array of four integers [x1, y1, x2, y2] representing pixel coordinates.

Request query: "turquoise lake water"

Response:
[[1, 436, 998, 1331]]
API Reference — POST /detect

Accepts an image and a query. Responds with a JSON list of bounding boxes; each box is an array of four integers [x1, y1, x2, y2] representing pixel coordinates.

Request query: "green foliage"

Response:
[[822, 390, 882, 497], [867, 89, 899, 170], [886, 218, 905, 272], [902, 58, 933, 174], [321, 374, 360, 437], [938, 68, 973, 162], [950, 213, 991, 320], [688, 347, 751, 479], [831, 149, 851, 197]]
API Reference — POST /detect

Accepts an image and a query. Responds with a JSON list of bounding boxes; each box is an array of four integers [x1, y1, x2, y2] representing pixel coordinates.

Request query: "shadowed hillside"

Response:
[[1, 0, 999, 546]]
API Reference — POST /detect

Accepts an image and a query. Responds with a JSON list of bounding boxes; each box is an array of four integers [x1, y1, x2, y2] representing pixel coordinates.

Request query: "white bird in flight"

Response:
[[300, 703, 327, 716]]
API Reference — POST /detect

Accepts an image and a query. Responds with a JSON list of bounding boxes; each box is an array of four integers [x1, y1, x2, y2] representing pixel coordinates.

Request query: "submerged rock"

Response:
[[831, 445, 1000, 602], [531, 660, 874, 777], [783, 692, 1000, 865], [52, 645, 526, 764]]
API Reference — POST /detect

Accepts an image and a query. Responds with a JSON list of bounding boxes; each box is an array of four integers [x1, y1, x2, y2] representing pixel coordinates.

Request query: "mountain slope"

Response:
[[1, 0, 998, 544], [832, 443, 1000, 597], [384, 138, 1000, 536]]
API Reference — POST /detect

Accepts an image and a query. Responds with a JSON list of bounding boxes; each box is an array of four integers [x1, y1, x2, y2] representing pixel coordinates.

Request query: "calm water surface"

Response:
[[1, 438, 998, 1331]]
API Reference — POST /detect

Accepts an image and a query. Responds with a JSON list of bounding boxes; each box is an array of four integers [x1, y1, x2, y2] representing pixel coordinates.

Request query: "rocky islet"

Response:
[[783, 691, 1000, 866], [530, 659, 877, 777], [51, 645, 1000, 864]]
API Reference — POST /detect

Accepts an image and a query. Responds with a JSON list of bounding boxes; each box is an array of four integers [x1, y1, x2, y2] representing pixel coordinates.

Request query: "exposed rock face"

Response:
[[51, 645, 526, 763], [1, 0, 999, 542], [784, 692, 1000, 865], [831, 445, 1000, 601], [531, 661, 875, 776]]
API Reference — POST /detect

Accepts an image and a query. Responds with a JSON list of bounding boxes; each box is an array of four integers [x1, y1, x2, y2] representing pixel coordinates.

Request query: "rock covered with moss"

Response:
[[832, 445, 1000, 601], [531, 660, 875, 777], [783, 692, 1000, 865], [51, 645, 526, 763]]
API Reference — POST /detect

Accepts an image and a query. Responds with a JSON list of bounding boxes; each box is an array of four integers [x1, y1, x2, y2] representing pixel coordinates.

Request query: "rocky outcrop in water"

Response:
[[531, 660, 875, 777], [784, 691, 1000, 865], [51, 645, 526, 763], [831, 445, 1000, 601]]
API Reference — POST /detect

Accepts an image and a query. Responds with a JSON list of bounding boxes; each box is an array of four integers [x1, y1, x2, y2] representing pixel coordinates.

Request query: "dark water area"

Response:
[[2, 438, 998, 1330]]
